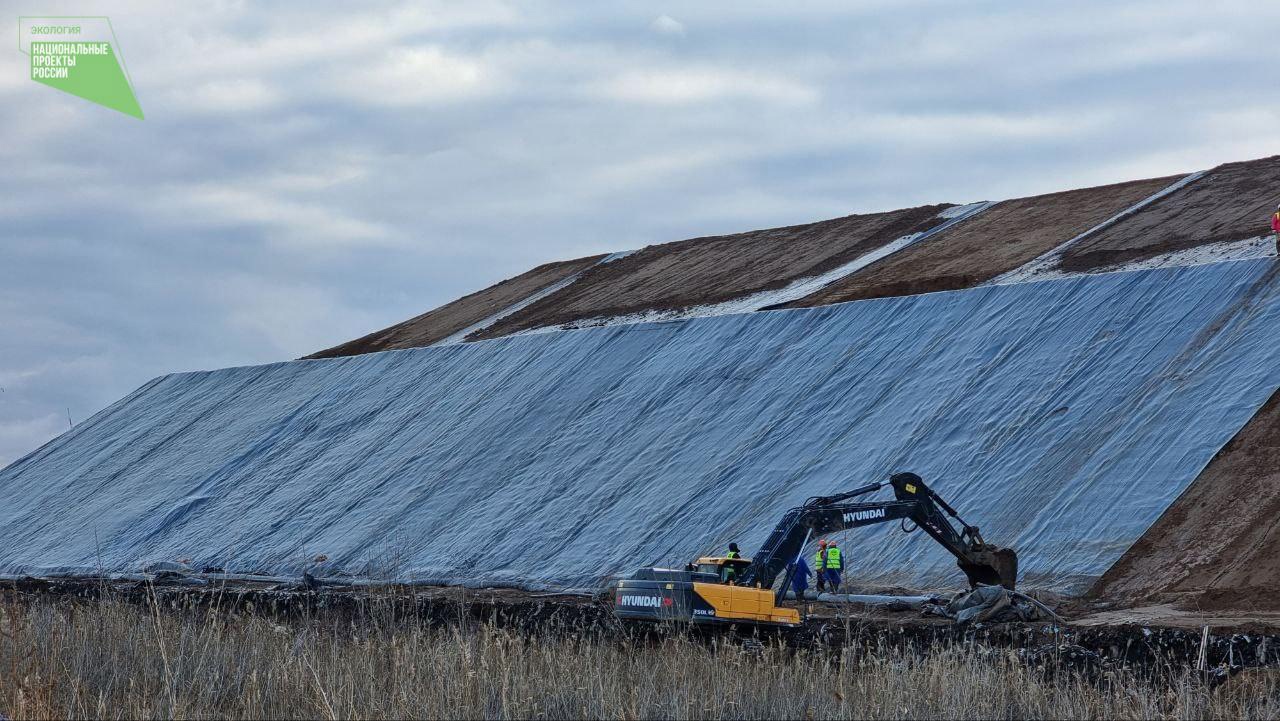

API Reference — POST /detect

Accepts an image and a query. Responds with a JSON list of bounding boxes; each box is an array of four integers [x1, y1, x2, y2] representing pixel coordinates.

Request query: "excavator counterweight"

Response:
[[611, 472, 1017, 627]]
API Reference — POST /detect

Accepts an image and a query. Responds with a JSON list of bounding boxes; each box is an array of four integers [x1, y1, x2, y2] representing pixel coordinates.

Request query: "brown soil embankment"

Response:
[[305, 255, 603, 359], [1058, 156, 1280, 272], [469, 204, 953, 340], [780, 176, 1178, 307], [1090, 386, 1280, 612], [310, 155, 1280, 356]]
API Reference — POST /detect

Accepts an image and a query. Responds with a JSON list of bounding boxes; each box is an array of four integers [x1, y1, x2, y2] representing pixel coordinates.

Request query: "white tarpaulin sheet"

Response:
[[3, 259, 1279, 592]]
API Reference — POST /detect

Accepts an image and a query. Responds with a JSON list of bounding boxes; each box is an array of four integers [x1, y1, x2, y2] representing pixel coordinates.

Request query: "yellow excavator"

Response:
[[611, 472, 1018, 627]]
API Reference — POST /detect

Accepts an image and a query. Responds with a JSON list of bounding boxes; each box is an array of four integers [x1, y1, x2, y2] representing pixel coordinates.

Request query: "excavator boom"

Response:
[[746, 472, 1017, 597]]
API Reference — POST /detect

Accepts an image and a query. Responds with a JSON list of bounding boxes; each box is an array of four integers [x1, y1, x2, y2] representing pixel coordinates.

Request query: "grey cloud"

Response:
[[2, 0, 1278, 465], [649, 15, 685, 38]]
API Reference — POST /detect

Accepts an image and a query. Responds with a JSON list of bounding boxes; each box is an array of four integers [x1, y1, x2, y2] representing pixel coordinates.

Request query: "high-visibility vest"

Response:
[[826, 547, 842, 570], [723, 550, 740, 582], [814, 548, 827, 570]]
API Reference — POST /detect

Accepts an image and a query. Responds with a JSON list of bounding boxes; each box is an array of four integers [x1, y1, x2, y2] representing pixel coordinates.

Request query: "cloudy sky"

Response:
[[2, 0, 1278, 466]]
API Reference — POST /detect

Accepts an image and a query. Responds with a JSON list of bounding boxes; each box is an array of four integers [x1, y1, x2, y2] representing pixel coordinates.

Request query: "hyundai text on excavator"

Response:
[[611, 472, 1017, 627]]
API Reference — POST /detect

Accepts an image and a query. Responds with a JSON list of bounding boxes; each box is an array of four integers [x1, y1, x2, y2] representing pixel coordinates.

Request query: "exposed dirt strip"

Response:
[[1058, 155, 1280, 272], [305, 254, 604, 358], [470, 204, 954, 340], [780, 175, 1179, 306]]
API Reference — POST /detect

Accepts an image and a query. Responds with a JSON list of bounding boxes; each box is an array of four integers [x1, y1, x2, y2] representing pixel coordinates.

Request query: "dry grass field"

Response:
[[2, 596, 1278, 720]]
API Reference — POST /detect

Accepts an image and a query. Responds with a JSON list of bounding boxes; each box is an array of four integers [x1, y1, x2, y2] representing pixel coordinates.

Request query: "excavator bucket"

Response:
[[990, 547, 1018, 590], [959, 546, 1018, 590]]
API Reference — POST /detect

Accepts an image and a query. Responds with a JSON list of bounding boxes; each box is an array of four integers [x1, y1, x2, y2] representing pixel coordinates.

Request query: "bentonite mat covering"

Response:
[[3, 260, 1280, 592]]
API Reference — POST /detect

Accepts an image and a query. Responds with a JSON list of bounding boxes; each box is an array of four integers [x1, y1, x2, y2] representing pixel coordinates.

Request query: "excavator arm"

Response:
[[611, 471, 1017, 628], [739, 472, 1017, 602]]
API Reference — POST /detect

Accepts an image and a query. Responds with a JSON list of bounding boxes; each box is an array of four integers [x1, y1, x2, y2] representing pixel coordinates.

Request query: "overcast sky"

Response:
[[2, 0, 1279, 466]]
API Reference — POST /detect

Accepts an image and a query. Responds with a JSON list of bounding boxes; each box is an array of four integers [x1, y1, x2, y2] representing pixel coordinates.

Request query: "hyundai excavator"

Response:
[[611, 472, 1017, 627]]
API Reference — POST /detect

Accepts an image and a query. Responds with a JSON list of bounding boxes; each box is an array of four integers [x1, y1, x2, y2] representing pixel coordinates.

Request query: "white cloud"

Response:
[[167, 78, 281, 114], [132, 2, 520, 86], [586, 146, 739, 192], [596, 67, 818, 105], [650, 15, 686, 37], [329, 46, 494, 106], [219, 276, 384, 358], [261, 165, 370, 193], [850, 110, 1121, 146], [155, 183, 401, 250]]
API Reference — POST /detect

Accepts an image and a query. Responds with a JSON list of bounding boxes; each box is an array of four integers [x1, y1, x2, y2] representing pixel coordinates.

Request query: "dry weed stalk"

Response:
[[0, 596, 1276, 720]]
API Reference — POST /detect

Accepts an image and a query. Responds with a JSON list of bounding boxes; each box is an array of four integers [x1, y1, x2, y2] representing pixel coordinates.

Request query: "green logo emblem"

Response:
[[20, 17, 142, 119]]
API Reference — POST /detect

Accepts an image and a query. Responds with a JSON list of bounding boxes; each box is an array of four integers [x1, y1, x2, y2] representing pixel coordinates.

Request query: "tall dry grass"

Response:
[[1, 595, 1276, 720]]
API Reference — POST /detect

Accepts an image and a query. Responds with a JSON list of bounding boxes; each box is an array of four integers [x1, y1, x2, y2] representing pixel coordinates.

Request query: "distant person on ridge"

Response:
[[1272, 203, 1280, 253]]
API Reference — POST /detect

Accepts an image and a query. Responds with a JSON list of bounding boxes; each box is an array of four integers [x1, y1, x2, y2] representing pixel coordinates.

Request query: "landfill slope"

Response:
[[780, 176, 1178, 306], [3, 261, 1279, 592], [1090, 388, 1280, 610], [469, 204, 953, 340], [305, 255, 603, 359], [1057, 156, 1280, 272]]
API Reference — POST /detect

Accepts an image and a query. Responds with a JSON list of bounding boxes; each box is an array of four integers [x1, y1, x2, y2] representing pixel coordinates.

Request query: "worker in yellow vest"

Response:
[[825, 541, 843, 592], [723, 542, 741, 584], [814, 539, 829, 593]]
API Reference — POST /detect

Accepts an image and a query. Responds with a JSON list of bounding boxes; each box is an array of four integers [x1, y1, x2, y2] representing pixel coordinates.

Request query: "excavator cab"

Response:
[[693, 556, 752, 584]]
